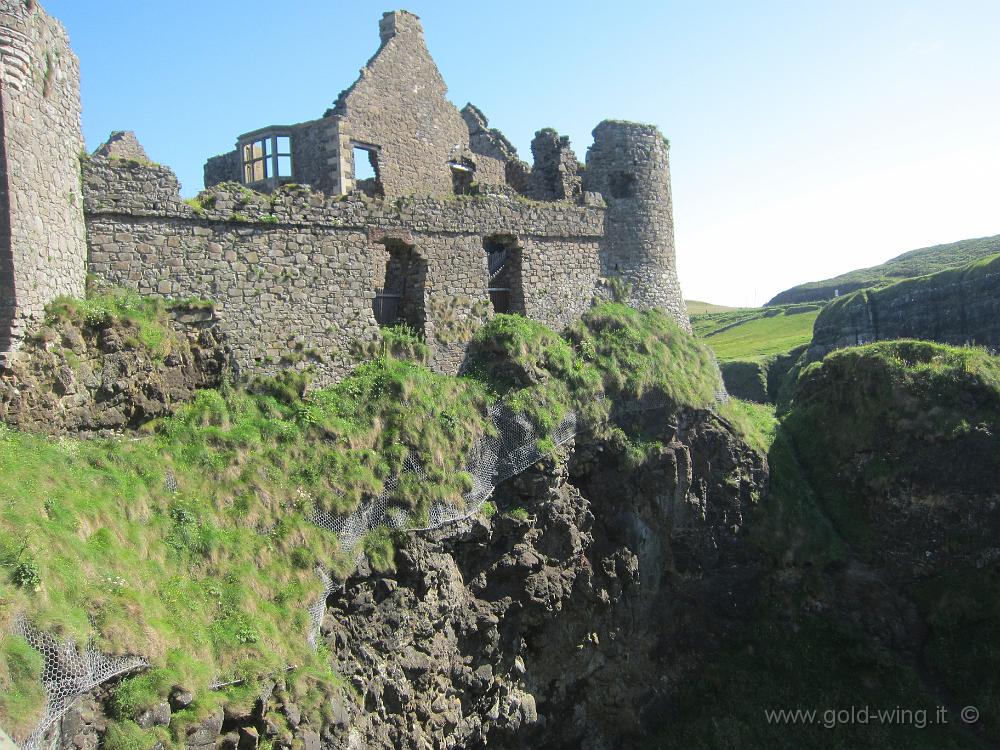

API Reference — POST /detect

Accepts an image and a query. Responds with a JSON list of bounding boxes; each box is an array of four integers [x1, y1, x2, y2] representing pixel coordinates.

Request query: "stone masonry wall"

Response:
[[583, 120, 689, 331], [84, 158, 604, 384], [203, 149, 239, 188], [0, 0, 86, 357], [526, 129, 582, 202], [328, 11, 506, 199]]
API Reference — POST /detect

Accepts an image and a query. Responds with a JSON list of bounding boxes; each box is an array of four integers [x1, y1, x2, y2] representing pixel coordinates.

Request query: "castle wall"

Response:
[[327, 11, 506, 199], [204, 149, 239, 188], [0, 0, 86, 357], [584, 121, 688, 330], [83, 158, 603, 384]]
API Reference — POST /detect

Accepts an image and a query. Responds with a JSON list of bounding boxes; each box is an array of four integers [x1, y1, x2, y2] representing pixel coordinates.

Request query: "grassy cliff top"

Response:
[[768, 233, 1000, 305], [813, 251, 1000, 336], [786, 340, 1000, 547]]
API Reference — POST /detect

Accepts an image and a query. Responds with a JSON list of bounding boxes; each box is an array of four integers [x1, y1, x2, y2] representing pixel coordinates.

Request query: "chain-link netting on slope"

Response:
[[9, 616, 148, 750], [9, 374, 730, 750]]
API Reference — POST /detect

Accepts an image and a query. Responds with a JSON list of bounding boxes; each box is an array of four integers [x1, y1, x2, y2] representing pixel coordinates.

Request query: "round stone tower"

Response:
[[583, 120, 689, 330]]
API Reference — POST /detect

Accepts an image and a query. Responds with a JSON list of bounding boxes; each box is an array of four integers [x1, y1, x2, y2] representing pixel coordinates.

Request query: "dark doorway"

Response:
[[483, 235, 524, 315], [374, 240, 427, 329]]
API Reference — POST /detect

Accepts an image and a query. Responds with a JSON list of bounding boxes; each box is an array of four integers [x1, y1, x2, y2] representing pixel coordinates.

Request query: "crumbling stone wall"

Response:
[[205, 118, 332, 193], [203, 149, 239, 188], [583, 120, 689, 330], [526, 129, 582, 202], [84, 158, 604, 384], [93, 130, 149, 162], [0, 0, 86, 359], [325, 11, 508, 199]]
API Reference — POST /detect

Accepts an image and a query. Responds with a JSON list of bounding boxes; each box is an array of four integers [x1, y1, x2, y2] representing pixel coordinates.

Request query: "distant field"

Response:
[[692, 305, 821, 361], [768, 233, 1000, 305], [685, 300, 739, 315]]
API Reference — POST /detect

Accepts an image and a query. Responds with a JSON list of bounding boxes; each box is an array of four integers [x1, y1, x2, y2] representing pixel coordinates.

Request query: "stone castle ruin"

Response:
[[1, 3, 688, 383]]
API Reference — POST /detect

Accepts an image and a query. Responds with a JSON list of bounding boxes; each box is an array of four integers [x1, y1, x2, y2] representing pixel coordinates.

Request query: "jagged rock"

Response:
[[319, 408, 767, 748], [185, 708, 224, 748], [0, 304, 234, 433], [135, 702, 170, 729], [169, 687, 194, 711], [237, 727, 259, 750]]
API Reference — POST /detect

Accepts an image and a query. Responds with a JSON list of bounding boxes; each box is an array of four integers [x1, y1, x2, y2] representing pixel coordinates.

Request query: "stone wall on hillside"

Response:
[[0, 0, 86, 360], [84, 157, 605, 384], [809, 256, 1000, 360]]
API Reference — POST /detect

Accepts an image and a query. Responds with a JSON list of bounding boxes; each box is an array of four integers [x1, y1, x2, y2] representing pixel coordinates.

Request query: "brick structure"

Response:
[[0, 4, 691, 382]]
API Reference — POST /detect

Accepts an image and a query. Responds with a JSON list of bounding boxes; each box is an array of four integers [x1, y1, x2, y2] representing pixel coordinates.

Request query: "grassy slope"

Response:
[[692, 305, 821, 361], [705, 308, 820, 361], [814, 251, 1000, 337], [0, 301, 496, 740], [769, 233, 1000, 305], [2, 299, 761, 741], [685, 300, 739, 315]]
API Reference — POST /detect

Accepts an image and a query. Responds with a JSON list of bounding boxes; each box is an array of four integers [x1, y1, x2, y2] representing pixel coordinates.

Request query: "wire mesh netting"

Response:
[[9, 616, 147, 750], [6, 370, 729, 749]]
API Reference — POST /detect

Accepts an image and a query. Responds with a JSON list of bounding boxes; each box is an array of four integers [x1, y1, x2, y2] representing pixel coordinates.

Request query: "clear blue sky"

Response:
[[44, 0, 1000, 306]]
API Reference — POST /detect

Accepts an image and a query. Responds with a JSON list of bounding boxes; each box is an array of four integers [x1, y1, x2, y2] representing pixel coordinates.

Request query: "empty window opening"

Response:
[[449, 158, 476, 195], [608, 171, 637, 199], [483, 235, 524, 315], [242, 134, 292, 187], [374, 240, 426, 329], [352, 144, 384, 198]]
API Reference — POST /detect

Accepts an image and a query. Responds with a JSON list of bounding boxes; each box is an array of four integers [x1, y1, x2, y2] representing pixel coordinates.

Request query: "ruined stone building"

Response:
[[0, 3, 689, 384]]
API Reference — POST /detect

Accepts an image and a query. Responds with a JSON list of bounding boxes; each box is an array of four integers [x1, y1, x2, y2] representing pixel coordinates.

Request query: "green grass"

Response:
[[783, 340, 1000, 552], [717, 399, 777, 456], [41, 287, 192, 358], [0, 354, 494, 732], [696, 306, 821, 361], [813, 252, 1000, 343], [467, 303, 724, 442], [0, 298, 759, 736], [0, 635, 46, 738], [769, 233, 1000, 305], [685, 299, 739, 315]]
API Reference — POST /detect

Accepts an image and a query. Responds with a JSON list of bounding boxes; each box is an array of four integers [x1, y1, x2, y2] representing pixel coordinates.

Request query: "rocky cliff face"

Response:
[[48, 405, 765, 750], [319, 407, 765, 749], [809, 254, 1000, 360], [0, 303, 234, 433]]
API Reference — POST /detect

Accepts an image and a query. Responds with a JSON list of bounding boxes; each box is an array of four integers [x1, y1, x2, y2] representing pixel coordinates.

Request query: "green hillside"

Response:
[[685, 300, 739, 316], [768, 233, 1000, 305], [692, 304, 821, 361]]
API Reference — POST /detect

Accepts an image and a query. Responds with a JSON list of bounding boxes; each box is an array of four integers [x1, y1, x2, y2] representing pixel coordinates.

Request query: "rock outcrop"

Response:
[[0, 303, 234, 432], [45, 402, 765, 749], [319, 407, 765, 749], [809, 253, 1000, 361]]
